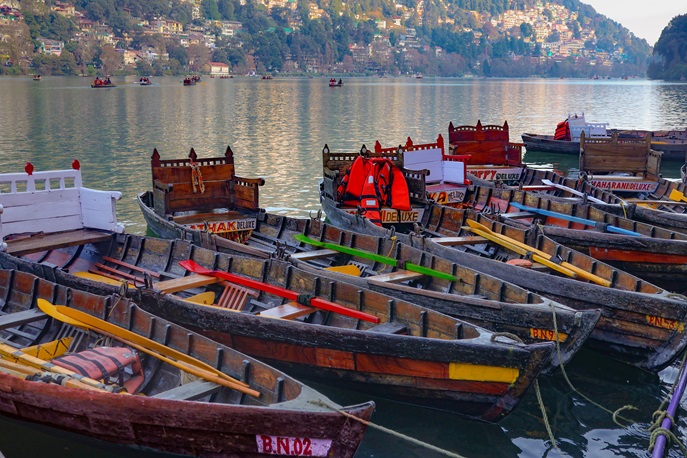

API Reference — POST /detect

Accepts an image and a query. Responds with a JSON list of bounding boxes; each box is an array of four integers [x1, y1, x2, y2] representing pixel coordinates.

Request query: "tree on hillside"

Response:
[[648, 14, 687, 81], [99, 45, 122, 75]]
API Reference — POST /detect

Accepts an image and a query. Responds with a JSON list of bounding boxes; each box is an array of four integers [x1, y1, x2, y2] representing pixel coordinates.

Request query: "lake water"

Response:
[[1, 76, 687, 458]]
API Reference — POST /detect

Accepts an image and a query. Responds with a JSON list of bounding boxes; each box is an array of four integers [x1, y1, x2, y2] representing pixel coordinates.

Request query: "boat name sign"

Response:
[[186, 218, 257, 233], [588, 179, 659, 193], [342, 207, 424, 223], [256, 435, 332, 456], [429, 189, 467, 205], [468, 167, 523, 182]]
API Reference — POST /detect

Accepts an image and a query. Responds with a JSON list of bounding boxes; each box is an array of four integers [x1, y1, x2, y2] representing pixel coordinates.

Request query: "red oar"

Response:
[[179, 260, 381, 324]]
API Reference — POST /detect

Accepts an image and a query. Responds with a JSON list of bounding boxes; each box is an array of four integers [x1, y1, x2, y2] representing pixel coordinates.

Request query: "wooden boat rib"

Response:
[[0, 232, 555, 423], [0, 268, 374, 457]]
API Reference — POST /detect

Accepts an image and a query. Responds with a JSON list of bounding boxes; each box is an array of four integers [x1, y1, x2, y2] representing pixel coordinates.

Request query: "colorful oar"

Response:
[[463, 223, 579, 280], [179, 260, 381, 324], [0, 359, 105, 392], [651, 361, 687, 457], [669, 189, 687, 203], [540, 179, 606, 204], [465, 220, 612, 287], [293, 234, 458, 282], [509, 202, 643, 237], [37, 300, 259, 397]]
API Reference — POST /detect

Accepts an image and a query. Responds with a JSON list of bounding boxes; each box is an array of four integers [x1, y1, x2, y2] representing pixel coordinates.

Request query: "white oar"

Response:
[[541, 179, 606, 204]]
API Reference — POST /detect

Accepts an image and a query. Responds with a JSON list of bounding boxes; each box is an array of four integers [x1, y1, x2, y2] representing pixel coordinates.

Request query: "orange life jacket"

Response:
[[554, 120, 571, 141], [337, 156, 411, 226]]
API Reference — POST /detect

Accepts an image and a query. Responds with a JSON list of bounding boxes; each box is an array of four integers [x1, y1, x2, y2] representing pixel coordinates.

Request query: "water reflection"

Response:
[[1, 76, 687, 457]]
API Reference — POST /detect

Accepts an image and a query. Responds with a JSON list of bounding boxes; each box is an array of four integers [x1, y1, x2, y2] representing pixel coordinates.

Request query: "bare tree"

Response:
[[187, 43, 210, 72], [100, 45, 122, 75]]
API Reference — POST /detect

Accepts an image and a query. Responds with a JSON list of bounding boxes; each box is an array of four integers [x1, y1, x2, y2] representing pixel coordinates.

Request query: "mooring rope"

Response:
[[647, 348, 687, 455], [310, 399, 466, 458], [491, 331, 558, 449], [544, 300, 637, 427]]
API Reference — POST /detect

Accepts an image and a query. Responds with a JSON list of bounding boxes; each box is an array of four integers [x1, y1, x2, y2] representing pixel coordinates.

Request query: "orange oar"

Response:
[[179, 260, 381, 324]]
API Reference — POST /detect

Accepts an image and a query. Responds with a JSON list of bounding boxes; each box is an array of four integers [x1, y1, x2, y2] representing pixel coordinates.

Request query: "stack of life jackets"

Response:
[[554, 120, 571, 141], [336, 156, 411, 226]]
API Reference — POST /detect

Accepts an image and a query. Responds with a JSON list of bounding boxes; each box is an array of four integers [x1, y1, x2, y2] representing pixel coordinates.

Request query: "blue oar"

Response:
[[510, 202, 643, 237]]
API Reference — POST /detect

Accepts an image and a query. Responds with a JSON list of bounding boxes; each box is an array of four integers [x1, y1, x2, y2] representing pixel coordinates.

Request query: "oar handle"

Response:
[[179, 260, 381, 324]]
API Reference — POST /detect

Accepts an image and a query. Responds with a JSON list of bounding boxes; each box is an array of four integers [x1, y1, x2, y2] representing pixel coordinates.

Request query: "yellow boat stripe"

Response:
[[448, 362, 519, 383]]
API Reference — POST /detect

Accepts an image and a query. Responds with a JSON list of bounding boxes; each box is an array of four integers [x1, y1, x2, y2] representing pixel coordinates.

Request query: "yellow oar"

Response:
[[0, 359, 106, 392], [464, 223, 579, 279], [465, 220, 611, 287], [37, 300, 259, 397], [0, 341, 119, 392], [669, 189, 687, 203]]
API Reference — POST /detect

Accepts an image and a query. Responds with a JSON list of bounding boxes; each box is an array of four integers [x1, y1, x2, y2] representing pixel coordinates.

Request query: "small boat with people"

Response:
[[32, 74, 41, 81], [0, 159, 556, 423], [0, 268, 374, 457], [183, 75, 200, 86], [91, 76, 115, 88], [328, 78, 343, 87], [139, 76, 152, 85]]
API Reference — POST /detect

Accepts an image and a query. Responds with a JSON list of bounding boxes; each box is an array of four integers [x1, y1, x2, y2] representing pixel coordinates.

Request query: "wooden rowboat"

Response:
[[0, 268, 374, 457], [248, 212, 687, 372], [0, 230, 555, 423]]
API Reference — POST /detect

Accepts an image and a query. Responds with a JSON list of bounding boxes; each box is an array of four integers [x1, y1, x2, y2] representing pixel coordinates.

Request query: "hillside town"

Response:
[[0, 0, 650, 77]]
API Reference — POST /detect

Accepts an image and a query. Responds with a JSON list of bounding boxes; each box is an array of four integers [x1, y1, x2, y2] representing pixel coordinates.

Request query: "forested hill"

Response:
[[0, 0, 653, 78], [648, 14, 687, 81]]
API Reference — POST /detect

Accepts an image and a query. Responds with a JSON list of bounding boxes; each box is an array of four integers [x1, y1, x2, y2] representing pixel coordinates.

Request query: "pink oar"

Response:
[[179, 260, 381, 324]]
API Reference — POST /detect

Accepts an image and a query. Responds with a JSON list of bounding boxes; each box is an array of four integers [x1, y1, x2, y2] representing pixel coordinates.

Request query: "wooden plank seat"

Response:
[[216, 281, 260, 310], [5, 229, 113, 256], [152, 380, 221, 401], [367, 322, 408, 334], [433, 236, 488, 246], [257, 301, 316, 320], [289, 249, 339, 261], [369, 270, 423, 283], [154, 274, 222, 294], [0, 309, 48, 331]]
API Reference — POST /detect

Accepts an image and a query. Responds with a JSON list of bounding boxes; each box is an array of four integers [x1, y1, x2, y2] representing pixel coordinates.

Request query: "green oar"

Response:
[[293, 234, 458, 282]]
